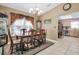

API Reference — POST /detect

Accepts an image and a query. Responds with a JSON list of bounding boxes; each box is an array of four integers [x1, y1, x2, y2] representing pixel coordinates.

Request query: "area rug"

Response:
[[4, 41, 54, 55], [22, 41, 54, 55]]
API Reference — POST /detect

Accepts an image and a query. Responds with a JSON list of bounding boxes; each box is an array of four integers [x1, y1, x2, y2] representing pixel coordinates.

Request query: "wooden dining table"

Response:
[[15, 31, 42, 54]]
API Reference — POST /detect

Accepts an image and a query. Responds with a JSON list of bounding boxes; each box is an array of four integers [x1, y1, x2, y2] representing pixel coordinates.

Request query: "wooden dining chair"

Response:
[[22, 29, 33, 50], [29, 29, 38, 48], [23, 29, 37, 49], [41, 29, 46, 44], [32, 30, 43, 47], [34, 29, 46, 46], [7, 27, 20, 54]]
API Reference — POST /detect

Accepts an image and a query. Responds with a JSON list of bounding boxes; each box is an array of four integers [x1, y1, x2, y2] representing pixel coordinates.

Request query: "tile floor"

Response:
[[36, 36, 79, 55]]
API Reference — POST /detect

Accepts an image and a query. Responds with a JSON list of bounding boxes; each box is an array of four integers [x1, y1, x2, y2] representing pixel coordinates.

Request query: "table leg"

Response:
[[21, 43, 24, 54], [2, 46, 4, 55], [20, 37, 24, 54]]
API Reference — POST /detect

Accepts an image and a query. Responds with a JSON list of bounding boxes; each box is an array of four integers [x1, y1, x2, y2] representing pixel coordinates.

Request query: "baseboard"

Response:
[[46, 38, 57, 43]]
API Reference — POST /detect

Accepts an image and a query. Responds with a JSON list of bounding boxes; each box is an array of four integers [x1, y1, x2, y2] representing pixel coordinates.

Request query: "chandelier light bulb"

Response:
[[30, 8, 33, 11], [35, 8, 39, 11], [38, 10, 43, 15], [29, 8, 33, 13]]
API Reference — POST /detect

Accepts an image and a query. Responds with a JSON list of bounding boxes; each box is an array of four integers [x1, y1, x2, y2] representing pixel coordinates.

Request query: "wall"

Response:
[[40, 3, 79, 40]]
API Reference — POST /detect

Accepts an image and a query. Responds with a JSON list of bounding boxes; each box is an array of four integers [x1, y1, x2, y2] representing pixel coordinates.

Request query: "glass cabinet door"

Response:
[[0, 19, 7, 35], [0, 13, 8, 55], [0, 18, 7, 46]]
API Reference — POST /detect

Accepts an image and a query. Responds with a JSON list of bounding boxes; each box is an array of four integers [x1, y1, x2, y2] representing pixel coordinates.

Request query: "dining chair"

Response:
[[29, 29, 37, 48], [23, 29, 38, 49], [32, 30, 43, 47], [7, 27, 21, 54], [22, 29, 33, 50], [24, 29, 41, 48], [34, 29, 46, 46], [41, 29, 46, 44]]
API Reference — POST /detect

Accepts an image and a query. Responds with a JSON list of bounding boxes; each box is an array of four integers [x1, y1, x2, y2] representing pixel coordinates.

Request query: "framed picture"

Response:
[[36, 20, 42, 30], [44, 18, 51, 24]]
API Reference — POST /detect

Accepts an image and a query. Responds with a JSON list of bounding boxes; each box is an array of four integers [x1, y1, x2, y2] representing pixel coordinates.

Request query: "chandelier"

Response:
[[28, 7, 43, 30], [29, 8, 43, 16]]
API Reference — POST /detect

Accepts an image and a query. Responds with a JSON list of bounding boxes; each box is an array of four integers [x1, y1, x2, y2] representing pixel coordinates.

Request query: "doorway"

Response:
[[58, 12, 79, 38]]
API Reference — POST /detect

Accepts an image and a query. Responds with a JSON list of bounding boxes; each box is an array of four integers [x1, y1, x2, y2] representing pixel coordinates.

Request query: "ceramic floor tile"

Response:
[[65, 50, 79, 55], [37, 49, 65, 55], [37, 36, 79, 55], [68, 47, 79, 52]]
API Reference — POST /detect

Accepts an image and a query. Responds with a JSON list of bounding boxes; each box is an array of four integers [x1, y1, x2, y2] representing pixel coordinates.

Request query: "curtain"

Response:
[[10, 12, 34, 25]]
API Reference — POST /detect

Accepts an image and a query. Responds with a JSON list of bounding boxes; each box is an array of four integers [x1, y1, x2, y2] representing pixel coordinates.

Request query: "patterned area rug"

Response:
[[4, 41, 54, 55]]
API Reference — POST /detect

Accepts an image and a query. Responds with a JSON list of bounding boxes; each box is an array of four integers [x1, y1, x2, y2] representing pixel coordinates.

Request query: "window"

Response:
[[71, 21, 79, 29], [11, 18, 33, 35]]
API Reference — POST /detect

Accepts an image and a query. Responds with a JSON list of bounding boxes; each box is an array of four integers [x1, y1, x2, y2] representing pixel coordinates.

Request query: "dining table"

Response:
[[15, 30, 42, 54]]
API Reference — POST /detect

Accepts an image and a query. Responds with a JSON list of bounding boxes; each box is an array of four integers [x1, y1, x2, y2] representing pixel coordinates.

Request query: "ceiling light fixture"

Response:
[[29, 7, 43, 16]]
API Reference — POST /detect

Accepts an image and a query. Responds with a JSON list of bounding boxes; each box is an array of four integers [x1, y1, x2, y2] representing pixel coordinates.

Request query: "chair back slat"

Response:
[[7, 27, 13, 44]]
